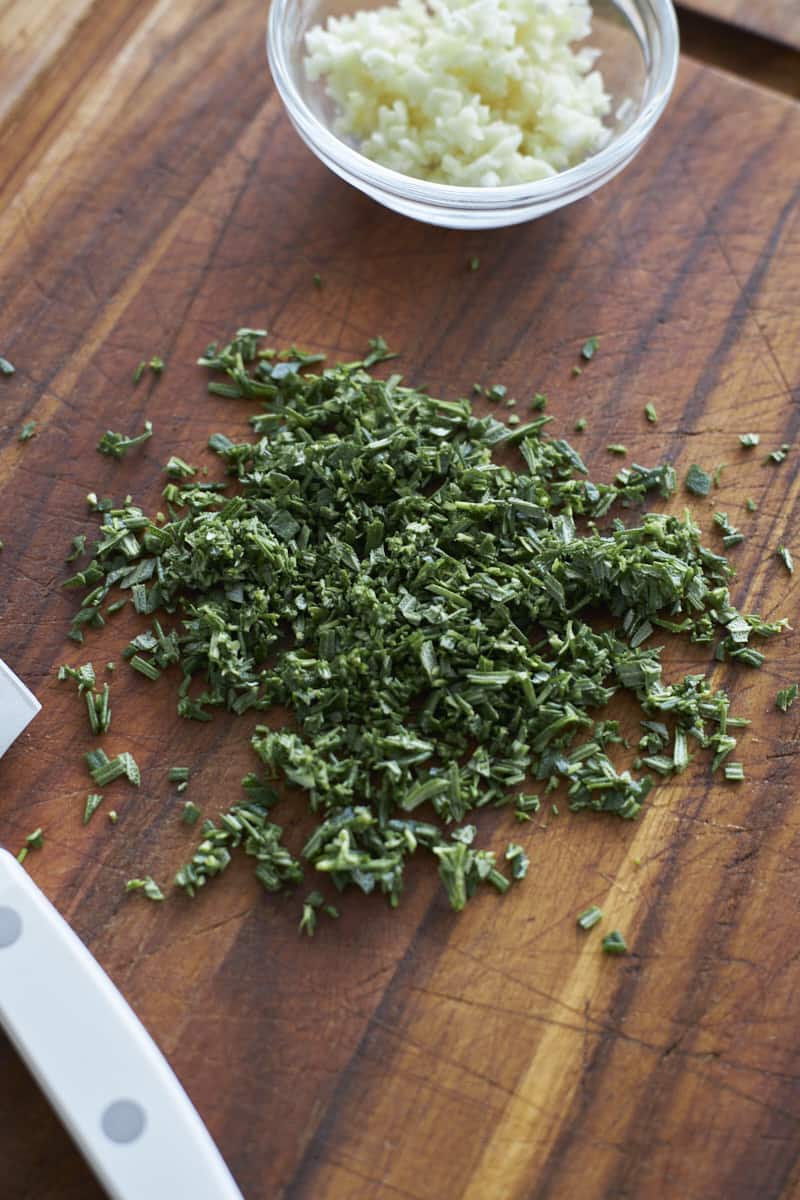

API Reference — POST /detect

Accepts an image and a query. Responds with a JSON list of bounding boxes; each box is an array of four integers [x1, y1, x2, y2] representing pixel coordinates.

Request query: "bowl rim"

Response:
[[267, 0, 680, 209]]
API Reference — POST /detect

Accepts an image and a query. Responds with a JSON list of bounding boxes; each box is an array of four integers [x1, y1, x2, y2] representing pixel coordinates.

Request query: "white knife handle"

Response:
[[0, 849, 244, 1200]]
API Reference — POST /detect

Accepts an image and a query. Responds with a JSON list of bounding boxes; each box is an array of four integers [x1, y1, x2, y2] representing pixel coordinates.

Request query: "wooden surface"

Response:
[[680, 0, 800, 50], [1, 3, 800, 1199]]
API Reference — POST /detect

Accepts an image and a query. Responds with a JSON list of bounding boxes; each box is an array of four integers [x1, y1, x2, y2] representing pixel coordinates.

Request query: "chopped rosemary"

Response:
[[126, 877, 165, 901], [299, 890, 340, 935], [723, 762, 744, 782], [765, 443, 791, 465], [182, 800, 202, 825], [97, 421, 153, 459], [149, 356, 164, 374], [602, 930, 627, 955], [18, 421, 36, 442], [644, 403, 657, 424], [685, 463, 712, 496], [61, 329, 786, 914], [133, 361, 146, 385], [777, 545, 794, 575], [86, 749, 140, 787], [607, 444, 627, 456], [739, 433, 759, 448], [505, 842, 529, 881], [577, 905, 603, 930], [531, 393, 547, 412], [581, 336, 599, 361], [574, 417, 587, 432], [0, 354, 15, 376], [17, 828, 44, 863], [776, 685, 798, 713], [713, 512, 744, 548], [746, 498, 758, 513], [170, 767, 190, 784], [83, 793, 104, 824]]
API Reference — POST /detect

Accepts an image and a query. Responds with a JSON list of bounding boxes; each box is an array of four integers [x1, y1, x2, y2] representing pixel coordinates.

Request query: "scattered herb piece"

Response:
[[467, 256, 480, 272], [777, 545, 795, 575], [577, 905, 603, 930], [581, 336, 599, 361], [765, 443, 791, 465], [507, 413, 520, 426], [602, 930, 627, 955], [739, 433, 759, 448], [746, 498, 758, 513], [712, 464, 726, 488], [574, 417, 586, 432], [126, 877, 165, 901], [65, 534, 87, 562], [485, 384, 507, 402], [130, 654, 160, 681], [149, 356, 164, 374], [97, 421, 153, 460], [571, 365, 582, 377], [724, 762, 744, 781], [108, 810, 118, 824], [505, 843, 529, 881], [17, 828, 44, 864], [313, 273, 323, 289], [776, 685, 799, 713], [86, 749, 140, 787], [644, 403, 657, 424], [713, 512, 744, 549], [133, 361, 146, 385], [19, 421, 36, 442], [0, 355, 15, 376], [685, 463, 712, 496], [607, 444, 627, 456], [182, 800, 202, 826], [83, 793, 104, 824], [170, 767, 190, 784], [298, 890, 340, 936], [531, 393, 547, 412], [165, 456, 196, 479]]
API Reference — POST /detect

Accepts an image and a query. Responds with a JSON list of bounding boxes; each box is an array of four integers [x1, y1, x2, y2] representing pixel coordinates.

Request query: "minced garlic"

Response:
[[304, 0, 611, 187]]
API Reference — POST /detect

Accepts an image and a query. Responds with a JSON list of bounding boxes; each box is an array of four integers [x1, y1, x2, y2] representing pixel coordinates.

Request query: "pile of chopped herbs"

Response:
[[61, 330, 786, 915]]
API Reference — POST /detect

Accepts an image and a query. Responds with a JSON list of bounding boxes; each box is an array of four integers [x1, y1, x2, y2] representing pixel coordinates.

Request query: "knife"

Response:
[[0, 658, 244, 1200]]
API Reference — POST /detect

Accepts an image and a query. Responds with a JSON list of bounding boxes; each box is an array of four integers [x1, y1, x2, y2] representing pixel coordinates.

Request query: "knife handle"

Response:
[[0, 849, 244, 1200]]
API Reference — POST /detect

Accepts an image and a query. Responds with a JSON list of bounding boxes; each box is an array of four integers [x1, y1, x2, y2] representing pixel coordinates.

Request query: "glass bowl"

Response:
[[267, 0, 679, 230]]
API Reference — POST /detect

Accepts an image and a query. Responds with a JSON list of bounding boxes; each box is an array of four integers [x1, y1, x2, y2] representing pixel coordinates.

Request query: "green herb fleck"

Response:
[[713, 512, 744, 548], [505, 843, 529, 881], [0, 355, 15, 376], [126, 877, 165, 901], [86, 749, 140, 787], [531, 393, 547, 412], [97, 421, 153, 460], [149, 356, 164, 374], [574, 417, 587, 432], [19, 421, 36, 442], [644, 403, 658, 424], [169, 767, 190, 784], [607, 444, 627, 456], [571, 365, 582, 377], [182, 800, 202, 825], [712, 464, 726, 488], [777, 545, 794, 574], [313, 273, 323, 289], [685, 464, 712, 496], [776, 685, 799, 712], [133, 361, 146, 385], [724, 762, 744, 782], [739, 433, 759, 448], [602, 930, 627, 955], [581, 336, 599, 361], [765, 443, 791, 465], [577, 905, 603, 930], [83, 793, 104, 824], [108, 810, 118, 824], [467, 256, 480, 272], [17, 827, 44, 863], [746, 498, 758, 513]]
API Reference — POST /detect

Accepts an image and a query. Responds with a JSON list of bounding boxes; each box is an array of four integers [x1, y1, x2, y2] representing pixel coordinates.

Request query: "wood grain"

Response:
[[1, 4, 799, 1199], [680, 0, 800, 51]]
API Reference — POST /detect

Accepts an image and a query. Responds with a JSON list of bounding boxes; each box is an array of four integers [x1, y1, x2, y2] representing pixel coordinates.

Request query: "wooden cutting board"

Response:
[[1, 4, 799, 1198], [681, 0, 800, 49]]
